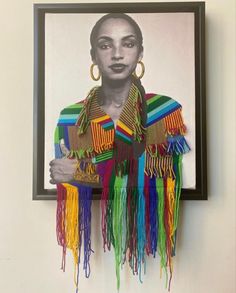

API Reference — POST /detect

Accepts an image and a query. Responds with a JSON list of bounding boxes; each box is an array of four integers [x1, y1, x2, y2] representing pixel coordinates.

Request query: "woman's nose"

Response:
[[111, 45, 124, 60]]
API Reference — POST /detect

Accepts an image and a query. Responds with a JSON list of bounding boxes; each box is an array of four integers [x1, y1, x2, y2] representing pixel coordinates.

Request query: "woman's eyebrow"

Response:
[[97, 36, 113, 42], [97, 34, 137, 42], [122, 34, 136, 40]]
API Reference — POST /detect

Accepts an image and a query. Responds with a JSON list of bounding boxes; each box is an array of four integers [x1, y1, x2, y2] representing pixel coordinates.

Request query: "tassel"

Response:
[[137, 153, 146, 282], [57, 183, 80, 289], [164, 108, 187, 135], [121, 186, 128, 265], [78, 185, 93, 278], [112, 176, 127, 290], [101, 160, 115, 251], [145, 154, 175, 179], [156, 178, 168, 286], [68, 147, 95, 160], [172, 155, 183, 256], [115, 141, 134, 166], [163, 179, 173, 290], [56, 184, 67, 271], [149, 177, 158, 257], [144, 175, 151, 255], [127, 187, 138, 275], [100, 161, 111, 251], [137, 189, 146, 282], [167, 136, 191, 155]]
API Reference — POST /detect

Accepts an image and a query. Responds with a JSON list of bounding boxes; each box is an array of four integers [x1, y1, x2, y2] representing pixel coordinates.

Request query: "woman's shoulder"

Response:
[[145, 93, 182, 127], [60, 100, 85, 114], [57, 100, 85, 126]]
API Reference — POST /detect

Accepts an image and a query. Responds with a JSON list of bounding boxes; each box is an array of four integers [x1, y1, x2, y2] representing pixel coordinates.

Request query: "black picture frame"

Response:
[[33, 2, 207, 200]]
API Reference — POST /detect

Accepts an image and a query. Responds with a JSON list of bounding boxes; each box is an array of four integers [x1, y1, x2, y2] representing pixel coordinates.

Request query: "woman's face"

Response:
[[92, 18, 143, 81]]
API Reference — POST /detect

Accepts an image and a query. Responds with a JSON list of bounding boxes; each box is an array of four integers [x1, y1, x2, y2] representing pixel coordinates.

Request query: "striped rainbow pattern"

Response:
[[146, 94, 181, 127], [91, 116, 115, 154], [91, 115, 114, 130], [92, 149, 114, 164], [57, 102, 84, 126], [115, 120, 133, 145]]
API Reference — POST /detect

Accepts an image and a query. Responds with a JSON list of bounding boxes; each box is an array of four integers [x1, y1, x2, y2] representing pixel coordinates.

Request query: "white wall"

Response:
[[0, 0, 235, 293]]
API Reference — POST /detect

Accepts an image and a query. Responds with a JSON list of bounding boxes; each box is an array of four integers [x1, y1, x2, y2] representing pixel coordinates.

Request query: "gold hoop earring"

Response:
[[90, 64, 101, 81], [133, 61, 145, 79]]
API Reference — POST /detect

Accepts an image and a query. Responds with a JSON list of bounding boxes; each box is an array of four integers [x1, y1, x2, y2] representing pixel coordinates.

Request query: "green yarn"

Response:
[[173, 155, 183, 230], [113, 176, 125, 290], [156, 178, 168, 287], [106, 171, 116, 249], [54, 126, 60, 144]]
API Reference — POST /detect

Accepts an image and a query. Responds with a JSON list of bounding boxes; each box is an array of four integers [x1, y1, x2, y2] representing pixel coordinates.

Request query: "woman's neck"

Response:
[[100, 78, 132, 106]]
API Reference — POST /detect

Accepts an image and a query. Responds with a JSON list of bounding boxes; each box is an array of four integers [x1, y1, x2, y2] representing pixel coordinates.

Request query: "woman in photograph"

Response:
[[50, 13, 190, 290]]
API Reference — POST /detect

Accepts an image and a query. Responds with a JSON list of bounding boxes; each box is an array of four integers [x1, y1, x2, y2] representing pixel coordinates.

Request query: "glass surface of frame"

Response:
[[33, 2, 207, 200]]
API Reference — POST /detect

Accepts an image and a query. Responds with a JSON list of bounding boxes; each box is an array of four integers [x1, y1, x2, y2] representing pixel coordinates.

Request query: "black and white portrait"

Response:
[[44, 12, 196, 191]]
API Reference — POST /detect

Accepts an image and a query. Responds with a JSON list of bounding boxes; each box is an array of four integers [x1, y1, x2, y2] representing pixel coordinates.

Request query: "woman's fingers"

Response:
[[50, 173, 74, 184], [60, 140, 70, 157], [50, 178, 56, 185]]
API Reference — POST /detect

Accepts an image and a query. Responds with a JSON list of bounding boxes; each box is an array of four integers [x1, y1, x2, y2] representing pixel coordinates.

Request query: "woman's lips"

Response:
[[109, 63, 127, 73]]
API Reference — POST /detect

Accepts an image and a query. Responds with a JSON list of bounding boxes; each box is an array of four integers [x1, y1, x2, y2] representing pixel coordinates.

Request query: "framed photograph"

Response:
[[33, 2, 207, 200]]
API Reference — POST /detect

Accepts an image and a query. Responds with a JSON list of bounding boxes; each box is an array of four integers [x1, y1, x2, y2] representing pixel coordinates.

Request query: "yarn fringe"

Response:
[[132, 86, 146, 142], [146, 135, 190, 157], [56, 183, 93, 291], [100, 179, 181, 290], [76, 87, 99, 135], [67, 147, 95, 159], [56, 184, 67, 271], [91, 120, 115, 154], [164, 108, 187, 135], [144, 155, 175, 179]]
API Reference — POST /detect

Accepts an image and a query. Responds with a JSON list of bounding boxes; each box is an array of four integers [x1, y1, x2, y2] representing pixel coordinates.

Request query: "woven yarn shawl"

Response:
[[55, 83, 190, 291]]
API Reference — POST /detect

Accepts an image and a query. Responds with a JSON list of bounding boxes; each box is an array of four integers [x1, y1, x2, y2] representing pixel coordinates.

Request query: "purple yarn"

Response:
[[96, 161, 109, 183], [73, 183, 93, 293], [149, 177, 158, 257], [79, 185, 93, 278]]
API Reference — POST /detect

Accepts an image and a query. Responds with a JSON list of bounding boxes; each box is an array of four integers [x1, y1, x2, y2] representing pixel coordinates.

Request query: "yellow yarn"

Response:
[[166, 178, 175, 248], [63, 183, 79, 265]]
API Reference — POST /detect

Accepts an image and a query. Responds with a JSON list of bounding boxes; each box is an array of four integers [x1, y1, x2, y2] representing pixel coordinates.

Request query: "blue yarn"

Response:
[[55, 143, 63, 158], [63, 125, 70, 150], [72, 184, 93, 285], [137, 153, 146, 283], [167, 136, 191, 155]]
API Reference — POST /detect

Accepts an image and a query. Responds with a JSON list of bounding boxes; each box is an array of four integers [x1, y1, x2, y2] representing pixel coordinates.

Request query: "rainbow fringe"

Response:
[[99, 153, 183, 291], [56, 183, 93, 291]]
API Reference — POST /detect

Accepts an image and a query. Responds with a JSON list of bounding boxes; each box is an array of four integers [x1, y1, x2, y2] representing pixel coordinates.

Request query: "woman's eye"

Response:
[[98, 43, 111, 50], [123, 42, 135, 48]]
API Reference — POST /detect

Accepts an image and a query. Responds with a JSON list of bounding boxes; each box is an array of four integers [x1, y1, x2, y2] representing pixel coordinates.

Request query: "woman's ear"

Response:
[[90, 49, 97, 64], [138, 49, 144, 62]]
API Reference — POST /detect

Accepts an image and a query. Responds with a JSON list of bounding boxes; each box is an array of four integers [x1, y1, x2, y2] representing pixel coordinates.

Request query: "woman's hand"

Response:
[[49, 141, 77, 184], [49, 158, 77, 184]]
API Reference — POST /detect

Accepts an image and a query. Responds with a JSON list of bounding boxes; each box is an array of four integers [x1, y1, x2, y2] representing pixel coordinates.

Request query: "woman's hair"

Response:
[[90, 13, 143, 59]]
